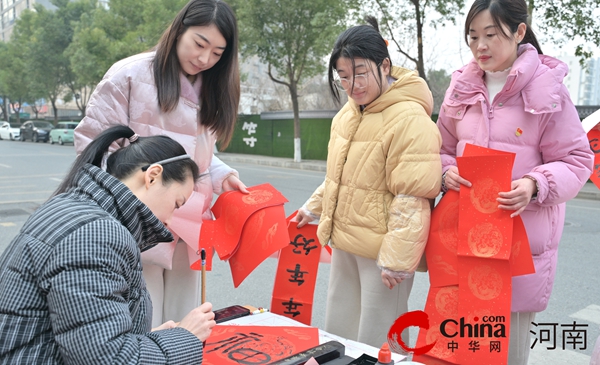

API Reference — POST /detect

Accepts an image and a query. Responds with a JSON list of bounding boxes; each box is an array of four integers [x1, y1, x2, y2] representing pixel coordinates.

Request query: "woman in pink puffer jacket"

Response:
[[437, 0, 594, 364], [75, 0, 247, 328]]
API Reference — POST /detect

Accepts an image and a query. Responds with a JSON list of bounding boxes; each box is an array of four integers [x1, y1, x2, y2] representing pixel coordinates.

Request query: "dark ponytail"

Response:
[[464, 0, 542, 54], [53, 126, 200, 196], [328, 16, 392, 104]]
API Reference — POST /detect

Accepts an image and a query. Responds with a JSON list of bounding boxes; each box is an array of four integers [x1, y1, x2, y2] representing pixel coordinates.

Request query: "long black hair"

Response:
[[53, 126, 200, 196], [153, 0, 240, 148], [465, 0, 542, 54], [328, 16, 392, 104]]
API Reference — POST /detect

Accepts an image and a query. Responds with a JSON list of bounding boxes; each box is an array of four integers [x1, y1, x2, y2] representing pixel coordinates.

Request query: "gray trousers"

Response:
[[508, 311, 536, 365], [143, 240, 200, 327], [324, 248, 414, 349]]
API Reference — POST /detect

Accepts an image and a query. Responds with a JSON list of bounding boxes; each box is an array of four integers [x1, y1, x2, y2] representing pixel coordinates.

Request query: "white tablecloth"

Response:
[[224, 311, 407, 362]]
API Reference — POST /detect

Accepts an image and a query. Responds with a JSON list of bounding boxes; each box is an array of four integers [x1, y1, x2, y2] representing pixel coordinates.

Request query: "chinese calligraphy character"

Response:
[[490, 341, 501, 353], [448, 341, 458, 353], [207, 332, 264, 353], [243, 137, 257, 147], [590, 138, 600, 153], [290, 234, 318, 255], [562, 321, 588, 350], [242, 122, 258, 135], [468, 341, 480, 352], [286, 264, 308, 286], [530, 322, 558, 350], [283, 298, 303, 317]]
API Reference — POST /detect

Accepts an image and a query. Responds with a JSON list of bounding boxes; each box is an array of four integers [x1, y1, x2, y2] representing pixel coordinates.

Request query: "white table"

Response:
[[225, 311, 408, 363]]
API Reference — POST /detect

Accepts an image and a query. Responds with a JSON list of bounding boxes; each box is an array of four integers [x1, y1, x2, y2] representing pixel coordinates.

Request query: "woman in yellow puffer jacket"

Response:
[[296, 17, 442, 348]]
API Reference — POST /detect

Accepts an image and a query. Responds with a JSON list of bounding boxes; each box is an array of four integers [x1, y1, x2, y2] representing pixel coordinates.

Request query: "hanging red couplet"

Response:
[[416, 144, 535, 364], [271, 212, 321, 326], [588, 129, 600, 189]]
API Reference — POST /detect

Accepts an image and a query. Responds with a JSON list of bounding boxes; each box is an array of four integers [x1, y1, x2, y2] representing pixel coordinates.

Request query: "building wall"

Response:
[[558, 54, 600, 106], [582, 58, 600, 105], [0, 0, 55, 42]]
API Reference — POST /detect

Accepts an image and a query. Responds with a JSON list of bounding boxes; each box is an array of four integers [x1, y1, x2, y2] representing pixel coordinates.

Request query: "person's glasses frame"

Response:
[[333, 62, 382, 92]]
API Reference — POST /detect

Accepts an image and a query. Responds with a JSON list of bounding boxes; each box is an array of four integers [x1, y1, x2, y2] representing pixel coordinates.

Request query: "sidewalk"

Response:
[[216, 152, 327, 172], [216, 152, 600, 201]]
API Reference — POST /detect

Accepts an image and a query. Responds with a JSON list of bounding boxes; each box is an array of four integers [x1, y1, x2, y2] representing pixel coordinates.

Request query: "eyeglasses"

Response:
[[141, 154, 192, 171], [333, 63, 382, 91], [334, 73, 369, 91]]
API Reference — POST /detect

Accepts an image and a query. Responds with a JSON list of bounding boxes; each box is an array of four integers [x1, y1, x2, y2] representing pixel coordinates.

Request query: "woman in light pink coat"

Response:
[[74, 0, 248, 328], [437, 0, 593, 364]]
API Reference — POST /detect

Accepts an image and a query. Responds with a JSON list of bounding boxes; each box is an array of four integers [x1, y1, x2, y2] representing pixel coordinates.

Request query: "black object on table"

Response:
[[268, 340, 346, 364]]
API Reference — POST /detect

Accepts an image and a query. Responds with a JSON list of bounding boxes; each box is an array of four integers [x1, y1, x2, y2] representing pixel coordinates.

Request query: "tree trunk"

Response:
[[1, 97, 8, 122], [289, 81, 302, 163], [12, 104, 20, 124], [415, 0, 427, 82], [51, 99, 58, 125], [527, 0, 534, 23]]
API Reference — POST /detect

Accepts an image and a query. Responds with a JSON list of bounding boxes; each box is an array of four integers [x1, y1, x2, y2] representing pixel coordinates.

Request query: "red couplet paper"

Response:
[[426, 190, 460, 288], [228, 205, 290, 288], [456, 257, 512, 364], [420, 144, 534, 364], [413, 286, 460, 364], [588, 129, 600, 189], [203, 325, 319, 365], [271, 213, 322, 326], [456, 153, 514, 260], [199, 183, 289, 263]]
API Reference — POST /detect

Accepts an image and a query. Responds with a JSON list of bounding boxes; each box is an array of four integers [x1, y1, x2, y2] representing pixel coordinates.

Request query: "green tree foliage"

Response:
[[2, 11, 45, 123], [232, 0, 348, 162], [9, 0, 95, 123], [0, 43, 10, 122], [426, 68, 451, 114], [365, 0, 464, 83], [66, 0, 187, 115], [527, 0, 600, 65]]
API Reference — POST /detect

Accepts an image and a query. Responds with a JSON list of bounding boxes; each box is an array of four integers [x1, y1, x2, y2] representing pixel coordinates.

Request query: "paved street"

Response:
[[0, 140, 599, 363]]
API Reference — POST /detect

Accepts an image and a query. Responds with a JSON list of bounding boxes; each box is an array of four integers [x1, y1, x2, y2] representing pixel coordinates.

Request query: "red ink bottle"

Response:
[[375, 342, 394, 365]]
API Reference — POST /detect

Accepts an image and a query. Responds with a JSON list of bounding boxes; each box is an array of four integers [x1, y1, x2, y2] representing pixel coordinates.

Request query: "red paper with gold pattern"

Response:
[[418, 144, 535, 364], [199, 183, 288, 263], [588, 129, 600, 189], [414, 286, 460, 364], [456, 153, 514, 260], [228, 205, 290, 288], [203, 325, 319, 365], [426, 190, 460, 288], [456, 257, 511, 364], [271, 213, 321, 325]]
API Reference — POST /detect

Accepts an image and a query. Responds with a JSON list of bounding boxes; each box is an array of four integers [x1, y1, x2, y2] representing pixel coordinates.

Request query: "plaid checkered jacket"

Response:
[[0, 164, 203, 364]]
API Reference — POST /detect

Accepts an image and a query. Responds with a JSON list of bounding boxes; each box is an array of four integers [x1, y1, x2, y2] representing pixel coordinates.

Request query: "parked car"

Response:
[[0, 122, 21, 140], [49, 121, 79, 145], [20, 121, 53, 142]]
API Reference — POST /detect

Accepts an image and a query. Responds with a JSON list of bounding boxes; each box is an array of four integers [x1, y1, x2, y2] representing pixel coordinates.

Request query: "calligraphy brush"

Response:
[[201, 248, 206, 304]]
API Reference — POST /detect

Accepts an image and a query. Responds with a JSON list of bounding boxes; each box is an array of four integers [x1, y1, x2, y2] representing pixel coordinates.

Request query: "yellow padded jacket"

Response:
[[305, 66, 442, 272]]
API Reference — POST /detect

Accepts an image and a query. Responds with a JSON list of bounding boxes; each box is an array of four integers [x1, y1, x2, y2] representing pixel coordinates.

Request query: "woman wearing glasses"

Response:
[[295, 17, 442, 348], [0, 126, 216, 364]]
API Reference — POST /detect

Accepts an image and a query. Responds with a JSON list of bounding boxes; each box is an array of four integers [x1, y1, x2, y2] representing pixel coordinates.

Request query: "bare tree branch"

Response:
[[374, 0, 419, 65], [267, 63, 291, 87]]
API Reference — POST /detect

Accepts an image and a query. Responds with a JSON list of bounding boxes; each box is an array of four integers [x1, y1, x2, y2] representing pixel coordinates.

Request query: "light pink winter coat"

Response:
[[74, 52, 237, 269], [437, 44, 593, 312]]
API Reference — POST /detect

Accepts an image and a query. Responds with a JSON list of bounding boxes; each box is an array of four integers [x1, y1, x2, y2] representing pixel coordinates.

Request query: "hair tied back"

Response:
[[129, 134, 140, 143]]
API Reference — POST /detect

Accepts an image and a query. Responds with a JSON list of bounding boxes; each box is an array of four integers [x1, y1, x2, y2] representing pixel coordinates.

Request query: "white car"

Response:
[[0, 122, 21, 141]]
